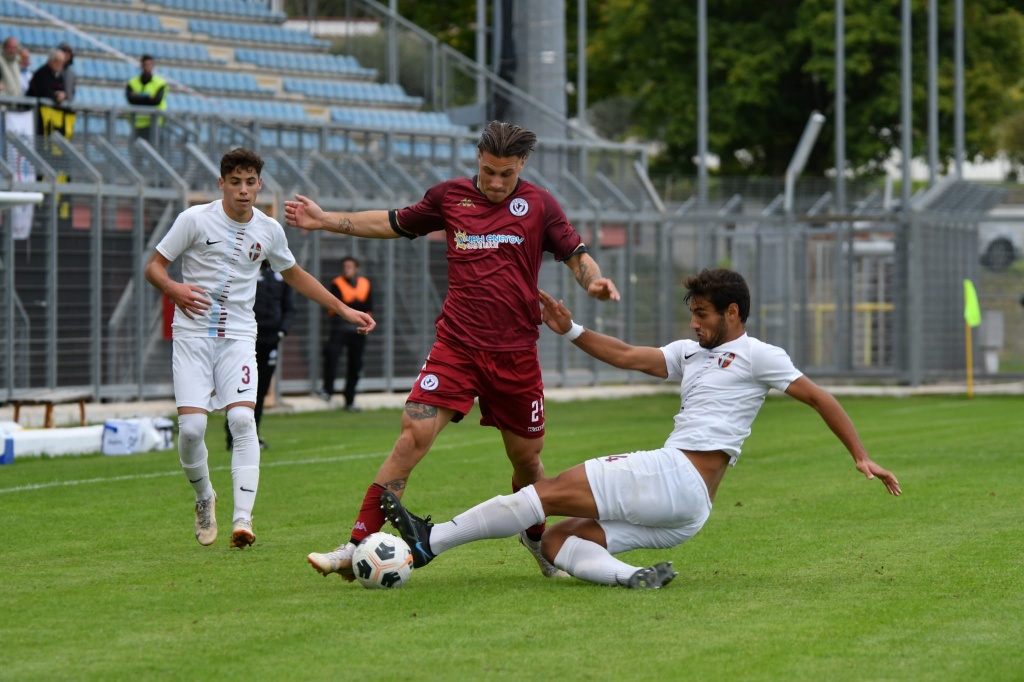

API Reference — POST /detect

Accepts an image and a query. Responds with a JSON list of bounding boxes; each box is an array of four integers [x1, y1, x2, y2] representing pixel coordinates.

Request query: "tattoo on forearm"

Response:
[[576, 260, 597, 289], [405, 402, 437, 420], [382, 478, 407, 492], [338, 218, 356, 234]]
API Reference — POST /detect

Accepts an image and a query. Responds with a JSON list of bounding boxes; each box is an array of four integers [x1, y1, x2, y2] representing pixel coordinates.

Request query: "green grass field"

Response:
[[2, 394, 1022, 681]]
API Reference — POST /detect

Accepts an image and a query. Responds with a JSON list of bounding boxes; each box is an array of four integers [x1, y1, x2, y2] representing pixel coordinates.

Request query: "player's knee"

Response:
[[226, 406, 256, 438], [394, 424, 434, 458], [540, 525, 572, 562], [177, 413, 207, 447]]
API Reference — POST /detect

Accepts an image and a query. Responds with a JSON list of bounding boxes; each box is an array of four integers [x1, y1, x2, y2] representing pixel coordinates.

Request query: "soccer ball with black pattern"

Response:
[[352, 532, 414, 589]]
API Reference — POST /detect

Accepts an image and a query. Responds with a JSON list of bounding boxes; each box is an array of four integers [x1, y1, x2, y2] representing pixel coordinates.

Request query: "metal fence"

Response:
[[3, 102, 1022, 406]]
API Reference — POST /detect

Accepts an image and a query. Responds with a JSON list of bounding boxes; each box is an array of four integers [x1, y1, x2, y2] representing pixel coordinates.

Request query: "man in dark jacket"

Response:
[[319, 256, 373, 411], [226, 260, 296, 450]]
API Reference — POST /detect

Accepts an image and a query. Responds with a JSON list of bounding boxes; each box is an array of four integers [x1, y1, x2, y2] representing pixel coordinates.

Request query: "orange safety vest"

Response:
[[330, 275, 370, 315]]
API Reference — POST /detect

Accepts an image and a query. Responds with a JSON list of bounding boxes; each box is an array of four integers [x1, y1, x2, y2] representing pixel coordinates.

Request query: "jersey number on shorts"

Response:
[[531, 398, 544, 423], [241, 365, 251, 385]]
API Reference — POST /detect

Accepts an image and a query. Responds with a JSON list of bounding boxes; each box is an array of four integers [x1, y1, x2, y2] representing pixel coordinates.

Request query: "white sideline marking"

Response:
[[0, 437, 498, 496], [0, 451, 380, 495]]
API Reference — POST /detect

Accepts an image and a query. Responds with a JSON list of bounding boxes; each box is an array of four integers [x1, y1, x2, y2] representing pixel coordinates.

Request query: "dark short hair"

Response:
[[140, 54, 153, 63], [341, 256, 359, 268], [220, 147, 264, 178], [477, 120, 537, 159], [683, 268, 751, 322]]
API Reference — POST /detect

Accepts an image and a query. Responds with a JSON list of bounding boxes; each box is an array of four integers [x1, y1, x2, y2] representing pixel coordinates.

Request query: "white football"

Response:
[[352, 532, 414, 589]]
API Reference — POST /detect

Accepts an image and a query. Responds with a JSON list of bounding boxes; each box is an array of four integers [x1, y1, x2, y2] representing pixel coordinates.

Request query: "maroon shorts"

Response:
[[406, 339, 545, 439]]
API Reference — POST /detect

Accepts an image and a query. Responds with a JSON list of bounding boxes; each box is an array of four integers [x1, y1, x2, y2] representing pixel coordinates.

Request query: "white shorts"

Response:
[[172, 337, 258, 411], [585, 447, 713, 554]]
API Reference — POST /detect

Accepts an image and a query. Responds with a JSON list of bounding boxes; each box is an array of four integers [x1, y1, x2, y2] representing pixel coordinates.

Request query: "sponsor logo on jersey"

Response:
[[458, 198, 475, 207], [509, 197, 529, 217], [419, 373, 439, 391], [718, 352, 736, 368], [453, 228, 525, 250], [247, 242, 263, 261]]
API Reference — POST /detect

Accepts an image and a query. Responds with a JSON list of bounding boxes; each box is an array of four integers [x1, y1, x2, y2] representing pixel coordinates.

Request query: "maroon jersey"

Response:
[[389, 177, 582, 350]]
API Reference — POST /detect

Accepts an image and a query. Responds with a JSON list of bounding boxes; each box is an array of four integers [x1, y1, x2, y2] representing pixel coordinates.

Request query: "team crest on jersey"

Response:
[[459, 198, 475, 208], [509, 197, 529, 217], [419, 373, 439, 391], [247, 242, 263, 261], [718, 352, 736, 368]]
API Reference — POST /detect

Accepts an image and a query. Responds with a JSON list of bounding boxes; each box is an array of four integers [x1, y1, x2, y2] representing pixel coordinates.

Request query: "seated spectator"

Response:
[[0, 36, 21, 96], [58, 42, 75, 103], [18, 47, 31, 95], [27, 48, 70, 135]]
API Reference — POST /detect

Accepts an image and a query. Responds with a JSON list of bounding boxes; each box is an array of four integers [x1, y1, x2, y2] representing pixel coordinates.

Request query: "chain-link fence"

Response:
[[3, 104, 1022, 405]]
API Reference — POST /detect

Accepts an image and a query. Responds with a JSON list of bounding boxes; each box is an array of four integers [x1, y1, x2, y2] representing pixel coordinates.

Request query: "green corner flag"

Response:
[[963, 279, 982, 328]]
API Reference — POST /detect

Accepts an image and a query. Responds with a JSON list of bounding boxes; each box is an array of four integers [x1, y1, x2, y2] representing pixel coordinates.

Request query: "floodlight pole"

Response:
[[696, 0, 708, 210], [782, 111, 825, 362], [927, 0, 938, 187], [954, 0, 964, 178], [783, 112, 826, 214]]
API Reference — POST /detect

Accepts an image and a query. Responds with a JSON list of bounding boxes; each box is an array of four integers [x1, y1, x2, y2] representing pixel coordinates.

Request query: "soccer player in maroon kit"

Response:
[[285, 120, 620, 581]]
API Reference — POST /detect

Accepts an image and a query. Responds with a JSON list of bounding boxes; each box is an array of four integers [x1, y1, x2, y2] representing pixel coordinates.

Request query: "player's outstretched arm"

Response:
[[784, 376, 901, 496], [563, 251, 620, 302], [538, 289, 665, 377], [283, 194, 396, 239], [280, 264, 376, 334], [144, 251, 210, 320]]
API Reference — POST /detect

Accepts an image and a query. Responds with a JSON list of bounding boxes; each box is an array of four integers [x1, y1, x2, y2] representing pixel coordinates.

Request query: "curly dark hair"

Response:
[[683, 268, 751, 322], [477, 120, 537, 159], [220, 147, 264, 179]]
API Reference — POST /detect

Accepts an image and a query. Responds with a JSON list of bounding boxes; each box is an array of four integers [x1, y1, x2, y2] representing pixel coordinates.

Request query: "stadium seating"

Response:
[[235, 48, 376, 79], [0, 23, 223, 64], [35, 2, 176, 35], [284, 79, 422, 107], [143, 0, 286, 22], [189, 19, 330, 49], [5, 0, 469, 158]]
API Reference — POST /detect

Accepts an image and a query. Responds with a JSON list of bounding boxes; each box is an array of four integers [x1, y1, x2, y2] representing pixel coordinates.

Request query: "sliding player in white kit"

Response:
[[382, 268, 901, 588], [145, 148, 375, 549]]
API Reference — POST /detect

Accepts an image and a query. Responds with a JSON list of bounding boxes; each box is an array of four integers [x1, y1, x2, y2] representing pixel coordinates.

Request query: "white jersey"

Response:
[[660, 333, 802, 464], [156, 201, 296, 342]]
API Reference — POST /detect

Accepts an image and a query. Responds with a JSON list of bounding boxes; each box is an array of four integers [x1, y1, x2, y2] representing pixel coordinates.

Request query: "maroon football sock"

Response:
[[513, 477, 546, 541], [349, 482, 387, 545]]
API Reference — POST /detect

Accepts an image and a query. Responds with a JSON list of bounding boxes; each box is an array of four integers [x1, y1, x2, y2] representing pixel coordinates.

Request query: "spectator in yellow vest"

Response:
[[124, 54, 167, 143], [318, 256, 373, 411]]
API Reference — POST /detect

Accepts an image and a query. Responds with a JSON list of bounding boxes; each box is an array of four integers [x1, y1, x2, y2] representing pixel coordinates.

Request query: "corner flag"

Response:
[[963, 280, 981, 328]]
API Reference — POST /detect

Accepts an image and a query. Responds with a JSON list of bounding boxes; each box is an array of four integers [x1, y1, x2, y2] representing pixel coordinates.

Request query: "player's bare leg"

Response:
[[307, 402, 453, 580], [501, 431, 569, 578]]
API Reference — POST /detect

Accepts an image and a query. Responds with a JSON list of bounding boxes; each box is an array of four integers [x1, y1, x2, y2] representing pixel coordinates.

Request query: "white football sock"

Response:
[[553, 536, 639, 586], [227, 406, 260, 523], [430, 486, 545, 555], [178, 413, 213, 501]]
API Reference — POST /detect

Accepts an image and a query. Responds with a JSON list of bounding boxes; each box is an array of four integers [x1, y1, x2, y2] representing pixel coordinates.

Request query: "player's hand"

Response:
[[343, 310, 376, 335], [284, 194, 324, 231], [167, 282, 210, 320], [587, 277, 620, 302], [538, 289, 573, 334], [856, 458, 902, 496]]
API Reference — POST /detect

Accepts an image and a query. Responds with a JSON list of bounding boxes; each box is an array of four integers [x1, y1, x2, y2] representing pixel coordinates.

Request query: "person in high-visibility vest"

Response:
[[124, 54, 166, 142], [319, 256, 373, 411]]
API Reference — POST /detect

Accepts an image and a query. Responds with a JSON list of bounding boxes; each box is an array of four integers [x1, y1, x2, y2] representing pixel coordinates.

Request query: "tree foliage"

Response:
[[587, 0, 1024, 176], [294, 1, 1024, 177]]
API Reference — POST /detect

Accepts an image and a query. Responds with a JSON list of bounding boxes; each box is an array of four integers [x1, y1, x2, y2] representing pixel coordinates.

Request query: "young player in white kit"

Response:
[[381, 268, 901, 588], [145, 148, 375, 549]]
